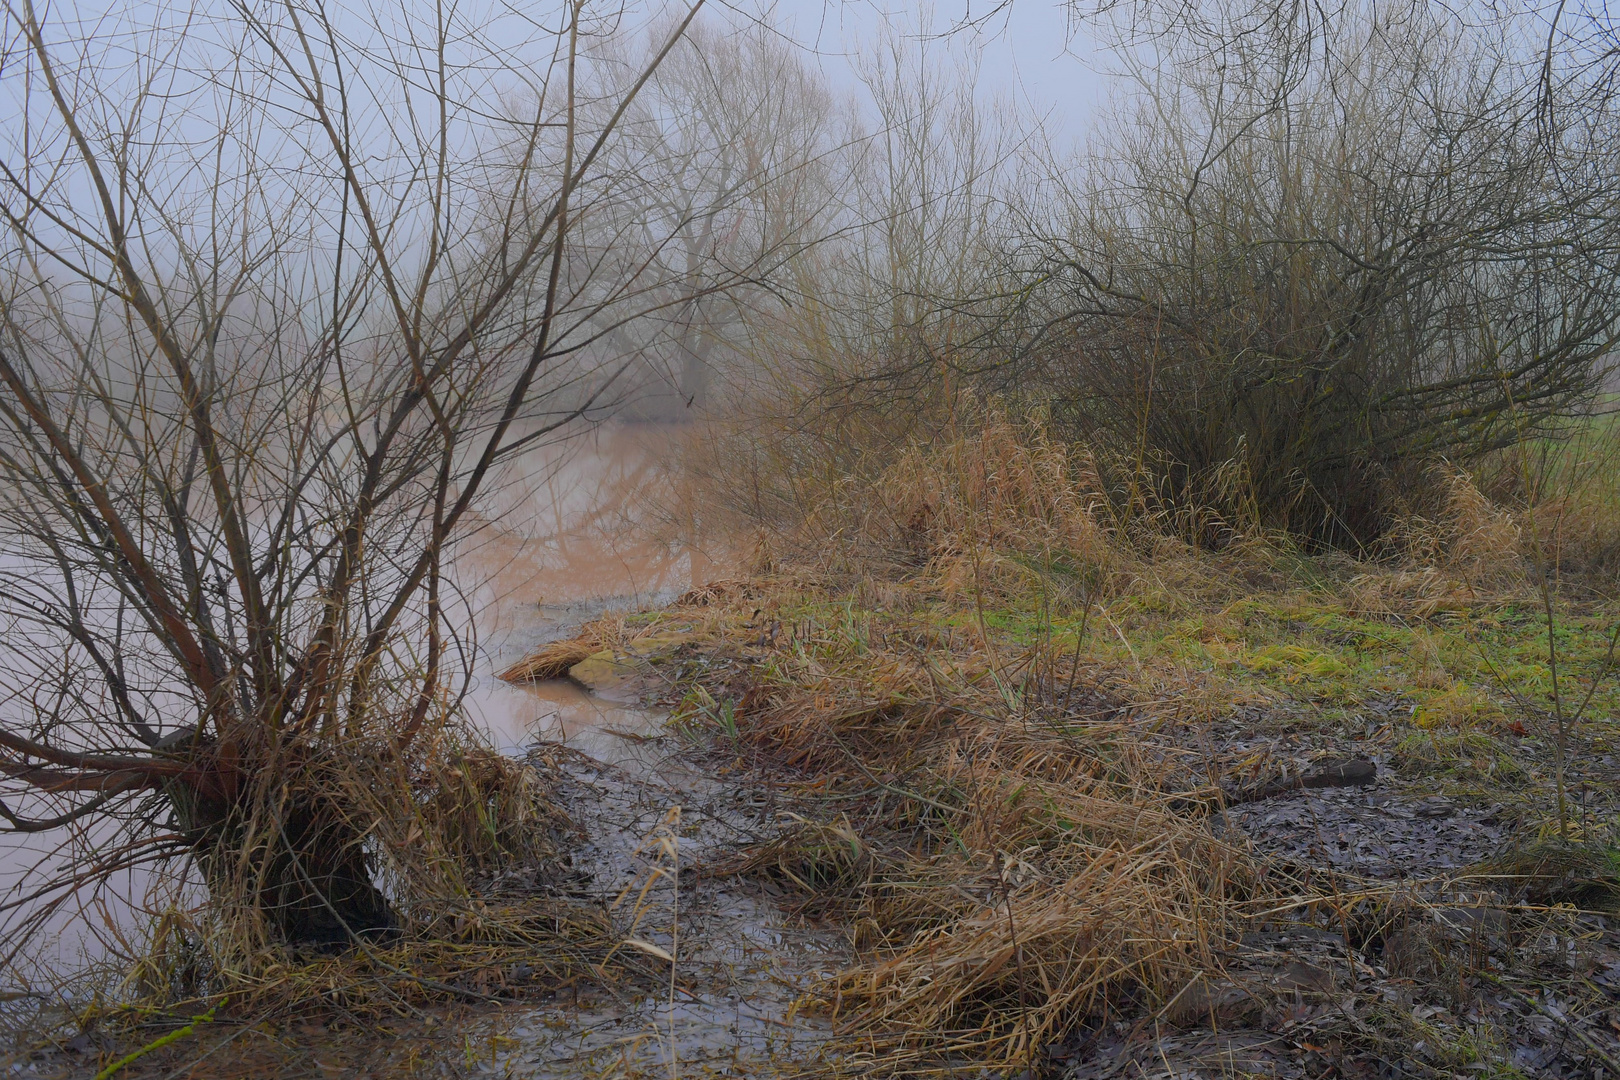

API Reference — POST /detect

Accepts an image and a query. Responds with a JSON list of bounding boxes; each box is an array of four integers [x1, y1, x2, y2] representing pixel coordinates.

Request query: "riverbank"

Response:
[[505, 540, 1620, 1078], [10, 546, 1620, 1077], [10, 420, 1620, 1079]]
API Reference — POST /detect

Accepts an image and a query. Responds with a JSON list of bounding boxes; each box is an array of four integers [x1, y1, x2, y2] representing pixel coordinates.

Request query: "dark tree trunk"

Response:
[[163, 744, 397, 951]]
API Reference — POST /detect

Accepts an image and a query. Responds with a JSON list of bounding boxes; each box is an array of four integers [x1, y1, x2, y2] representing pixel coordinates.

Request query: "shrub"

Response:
[[1011, 3, 1620, 547]]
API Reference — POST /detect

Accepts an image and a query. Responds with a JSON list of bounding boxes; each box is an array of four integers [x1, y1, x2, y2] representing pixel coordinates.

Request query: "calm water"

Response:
[[455, 421, 717, 752], [0, 421, 719, 980]]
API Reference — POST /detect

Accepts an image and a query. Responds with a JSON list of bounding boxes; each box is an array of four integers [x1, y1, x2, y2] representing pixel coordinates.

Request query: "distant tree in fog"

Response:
[[572, 17, 846, 416]]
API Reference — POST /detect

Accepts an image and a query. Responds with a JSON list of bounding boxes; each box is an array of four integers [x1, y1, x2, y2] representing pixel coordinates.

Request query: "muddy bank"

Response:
[[13, 417, 1620, 1079], [522, 562, 1620, 1080], [0, 422, 777, 1077], [475, 739, 848, 1077], [1, 615, 850, 1080]]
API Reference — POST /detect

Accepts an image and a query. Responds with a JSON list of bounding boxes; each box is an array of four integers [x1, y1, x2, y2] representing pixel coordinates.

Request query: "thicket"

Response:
[[1018, 4, 1620, 547], [705, 1, 1620, 558]]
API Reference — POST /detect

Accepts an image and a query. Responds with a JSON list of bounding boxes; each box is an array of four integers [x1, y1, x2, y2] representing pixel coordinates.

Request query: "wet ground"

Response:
[[11, 420, 1620, 1077], [1209, 720, 1513, 878], [1054, 706, 1620, 1080], [440, 425, 848, 1075], [476, 634, 1620, 1080], [470, 736, 848, 1077]]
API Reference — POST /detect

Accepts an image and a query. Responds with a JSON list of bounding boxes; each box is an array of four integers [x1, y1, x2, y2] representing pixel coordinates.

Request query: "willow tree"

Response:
[[0, 0, 807, 956]]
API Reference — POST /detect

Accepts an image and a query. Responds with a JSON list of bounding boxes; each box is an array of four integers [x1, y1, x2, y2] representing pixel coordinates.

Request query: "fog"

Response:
[[2, 0, 1616, 1029]]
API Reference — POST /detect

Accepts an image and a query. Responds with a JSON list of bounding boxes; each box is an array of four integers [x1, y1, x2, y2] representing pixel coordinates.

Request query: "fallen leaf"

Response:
[[622, 938, 675, 963]]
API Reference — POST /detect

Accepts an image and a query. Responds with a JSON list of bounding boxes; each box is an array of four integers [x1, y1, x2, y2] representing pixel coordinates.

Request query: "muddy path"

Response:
[[1060, 703, 1620, 1080], [443, 425, 850, 1075], [468, 736, 847, 1078]]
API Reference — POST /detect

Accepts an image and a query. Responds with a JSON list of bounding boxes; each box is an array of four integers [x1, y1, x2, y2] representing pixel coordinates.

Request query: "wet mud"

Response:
[[473, 738, 847, 1077], [445, 424, 846, 1075]]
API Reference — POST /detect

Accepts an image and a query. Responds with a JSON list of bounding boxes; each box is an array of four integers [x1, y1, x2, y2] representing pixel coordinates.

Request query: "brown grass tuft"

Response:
[[667, 555, 1261, 1071], [496, 637, 599, 682]]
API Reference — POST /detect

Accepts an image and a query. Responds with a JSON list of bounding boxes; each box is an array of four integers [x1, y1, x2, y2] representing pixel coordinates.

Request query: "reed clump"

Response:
[[631, 423, 1266, 1070], [779, 412, 1160, 618], [498, 637, 602, 682]]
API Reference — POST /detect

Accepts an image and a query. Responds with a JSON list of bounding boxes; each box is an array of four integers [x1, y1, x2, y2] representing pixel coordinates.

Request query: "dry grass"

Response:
[[497, 637, 601, 682], [672, 582, 1263, 1069], [408, 412, 1620, 1075], [604, 423, 1276, 1070], [861, 419, 1117, 582], [461, 434, 1265, 1068], [665, 653, 1239, 1067], [1477, 414, 1620, 584], [612, 413, 1620, 1072], [121, 898, 612, 1020], [819, 764, 1252, 1065], [1346, 463, 1532, 617], [36, 732, 641, 1072]]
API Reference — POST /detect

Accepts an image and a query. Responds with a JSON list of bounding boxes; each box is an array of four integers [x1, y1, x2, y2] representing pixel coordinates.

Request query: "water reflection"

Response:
[[464, 676, 665, 761], [455, 421, 709, 665], [453, 421, 712, 753]]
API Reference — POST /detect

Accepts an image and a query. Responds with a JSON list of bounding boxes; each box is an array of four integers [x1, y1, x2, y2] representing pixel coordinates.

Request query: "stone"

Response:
[[568, 651, 652, 703]]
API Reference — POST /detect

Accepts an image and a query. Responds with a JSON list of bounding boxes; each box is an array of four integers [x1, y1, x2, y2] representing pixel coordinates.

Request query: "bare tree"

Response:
[[568, 16, 843, 417], [686, 22, 1038, 531], [0, 0, 811, 959]]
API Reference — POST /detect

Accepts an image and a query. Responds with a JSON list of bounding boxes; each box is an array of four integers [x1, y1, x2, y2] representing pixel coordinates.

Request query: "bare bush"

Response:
[[0, 0, 813, 976], [1008, 0, 1620, 546]]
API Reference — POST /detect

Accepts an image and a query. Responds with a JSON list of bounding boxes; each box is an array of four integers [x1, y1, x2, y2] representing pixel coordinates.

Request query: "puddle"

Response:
[[494, 935, 837, 1076], [452, 422, 715, 671], [452, 422, 716, 755]]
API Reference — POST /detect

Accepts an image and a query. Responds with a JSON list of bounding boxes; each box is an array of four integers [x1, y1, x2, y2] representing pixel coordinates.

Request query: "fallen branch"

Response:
[[1229, 758, 1377, 804]]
